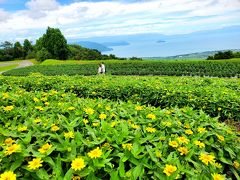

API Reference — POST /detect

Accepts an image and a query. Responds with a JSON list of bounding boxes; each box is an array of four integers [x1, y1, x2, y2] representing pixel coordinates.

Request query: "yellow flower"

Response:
[[146, 114, 156, 120], [169, 141, 179, 148], [212, 173, 225, 180], [18, 126, 27, 132], [194, 140, 205, 148], [35, 106, 43, 111], [217, 135, 224, 142], [99, 113, 107, 120], [163, 164, 177, 176], [105, 106, 111, 110], [92, 122, 99, 127], [2, 92, 10, 99], [68, 107, 75, 111], [233, 161, 239, 169], [156, 151, 162, 158], [4, 138, 15, 145], [84, 108, 94, 115], [184, 124, 190, 129], [28, 158, 43, 170], [88, 147, 102, 159], [213, 162, 222, 169], [83, 119, 89, 125], [41, 97, 47, 102], [38, 143, 52, 154], [33, 97, 39, 102], [197, 127, 206, 133], [0, 171, 16, 180], [51, 124, 60, 132], [34, 118, 42, 123], [177, 147, 188, 155], [146, 127, 156, 133], [199, 153, 215, 165], [135, 105, 143, 111], [185, 129, 193, 135], [4, 106, 14, 111], [131, 124, 140, 129], [64, 131, 74, 139], [122, 143, 133, 151], [110, 122, 117, 127], [71, 157, 85, 171], [5, 144, 21, 155], [177, 136, 189, 144]]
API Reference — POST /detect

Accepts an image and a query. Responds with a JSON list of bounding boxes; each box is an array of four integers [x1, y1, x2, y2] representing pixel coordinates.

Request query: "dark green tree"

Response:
[[13, 41, 23, 59], [36, 48, 51, 62], [23, 39, 33, 58], [36, 27, 68, 60], [0, 41, 14, 61]]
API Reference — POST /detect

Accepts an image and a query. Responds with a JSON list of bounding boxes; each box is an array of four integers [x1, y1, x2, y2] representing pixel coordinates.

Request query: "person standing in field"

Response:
[[101, 62, 106, 74], [98, 64, 102, 74]]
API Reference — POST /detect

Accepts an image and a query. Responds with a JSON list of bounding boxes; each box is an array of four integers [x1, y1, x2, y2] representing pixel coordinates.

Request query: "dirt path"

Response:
[[0, 60, 33, 74]]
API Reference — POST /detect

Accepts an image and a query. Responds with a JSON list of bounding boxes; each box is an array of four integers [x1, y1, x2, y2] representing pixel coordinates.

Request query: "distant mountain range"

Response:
[[143, 49, 240, 59], [68, 25, 240, 57], [73, 41, 113, 52]]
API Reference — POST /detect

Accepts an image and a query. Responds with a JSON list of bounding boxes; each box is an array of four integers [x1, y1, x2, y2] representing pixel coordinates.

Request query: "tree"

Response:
[[0, 41, 14, 61], [0, 41, 13, 50], [36, 27, 68, 60], [23, 39, 33, 58], [13, 41, 23, 59], [36, 48, 51, 62]]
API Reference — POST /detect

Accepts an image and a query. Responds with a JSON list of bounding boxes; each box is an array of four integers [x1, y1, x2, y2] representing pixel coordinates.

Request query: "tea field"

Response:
[[0, 75, 240, 179], [3, 59, 240, 77]]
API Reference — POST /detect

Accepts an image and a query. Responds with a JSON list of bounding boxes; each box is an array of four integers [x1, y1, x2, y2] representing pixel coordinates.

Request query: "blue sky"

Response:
[[0, 0, 240, 42]]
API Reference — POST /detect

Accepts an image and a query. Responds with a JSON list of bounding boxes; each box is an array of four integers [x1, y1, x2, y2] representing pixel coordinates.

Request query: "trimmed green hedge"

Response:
[[3, 59, 240, 77]]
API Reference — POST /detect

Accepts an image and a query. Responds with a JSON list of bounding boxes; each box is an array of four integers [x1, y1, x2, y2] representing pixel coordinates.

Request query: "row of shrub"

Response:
[[0, 82, 239, 179], [1, 76, 239, 121], [3, 60, 240, 77]]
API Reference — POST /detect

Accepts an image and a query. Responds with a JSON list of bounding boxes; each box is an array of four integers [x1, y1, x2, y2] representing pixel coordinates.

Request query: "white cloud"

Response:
[[0, 0, 240, 41], [0, 8, 9, 22], [26, 0, 59, 11]]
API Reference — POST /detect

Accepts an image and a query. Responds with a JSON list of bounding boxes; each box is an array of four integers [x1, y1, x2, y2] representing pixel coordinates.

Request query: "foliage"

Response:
[[207, 50, 239, 60], [23, 39, 34, 59], [0, 80, 239, 179], [35, 27, 69, 60], [0, 76, 239, 121], [0, 41, 14, 61], [36, 48, 51, 62], [3, 59, 240, 77], [13, 42, 23, 59]]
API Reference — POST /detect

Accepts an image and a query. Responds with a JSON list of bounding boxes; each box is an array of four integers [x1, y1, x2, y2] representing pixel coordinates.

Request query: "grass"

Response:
[[0, 64, 18, 72], [40, 59, 144, 65], [40, 58, 240, 65]]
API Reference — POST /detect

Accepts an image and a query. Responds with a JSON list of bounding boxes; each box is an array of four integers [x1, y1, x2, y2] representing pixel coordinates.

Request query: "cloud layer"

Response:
[[0, 0, 240, 41]]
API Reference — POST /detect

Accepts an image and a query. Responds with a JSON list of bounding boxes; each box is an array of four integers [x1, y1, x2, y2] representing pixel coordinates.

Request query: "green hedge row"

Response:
[[3, 59, 240, 77], [1, 76, 239, 121]]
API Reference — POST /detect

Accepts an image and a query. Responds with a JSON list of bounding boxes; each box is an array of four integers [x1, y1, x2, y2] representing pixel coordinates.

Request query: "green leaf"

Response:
[[118, 160, 125, 177], [110, 171, 120, 180], [10, 157, 23, 171], [64, 169, 73, 180], [132, 165, 143, 180], [36, 169, 49, 180]]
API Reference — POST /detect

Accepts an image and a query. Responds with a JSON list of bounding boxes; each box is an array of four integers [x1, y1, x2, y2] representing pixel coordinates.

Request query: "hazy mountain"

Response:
[[144, 49, 240, 59], [73, 41, 113, 52]]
